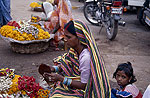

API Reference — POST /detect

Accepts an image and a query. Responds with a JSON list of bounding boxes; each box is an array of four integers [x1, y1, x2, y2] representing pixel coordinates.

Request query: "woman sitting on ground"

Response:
[[36, 0, 72, 50], [38, 20, 111, 97]]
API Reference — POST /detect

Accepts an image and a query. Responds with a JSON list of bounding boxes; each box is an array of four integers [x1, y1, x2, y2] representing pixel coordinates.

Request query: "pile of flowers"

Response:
[[30, 2, 42, 8], [0, 20, 50, 41], [0, 68, 51, 98], [18, 76, 42, 97]]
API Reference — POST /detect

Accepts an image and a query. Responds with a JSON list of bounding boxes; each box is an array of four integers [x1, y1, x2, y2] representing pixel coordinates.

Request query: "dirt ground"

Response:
[[0, 0, 150, 94]]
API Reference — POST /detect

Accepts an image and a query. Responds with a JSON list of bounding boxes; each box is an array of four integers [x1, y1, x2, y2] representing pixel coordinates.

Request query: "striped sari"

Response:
[[50, 20, 111, 98]]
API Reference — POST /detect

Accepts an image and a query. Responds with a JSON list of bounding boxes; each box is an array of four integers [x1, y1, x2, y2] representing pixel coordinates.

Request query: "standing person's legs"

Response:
[[1, 0, 12, 25], [3, 0, 11, 13], [0, 15, 3, 27]]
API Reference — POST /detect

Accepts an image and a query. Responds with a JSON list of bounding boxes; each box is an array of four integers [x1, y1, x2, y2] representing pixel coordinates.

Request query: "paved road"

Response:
[[0, 0, 150, 93]]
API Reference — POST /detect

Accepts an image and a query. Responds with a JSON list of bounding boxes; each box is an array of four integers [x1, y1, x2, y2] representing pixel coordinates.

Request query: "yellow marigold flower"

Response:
[[31, 36, 35, 40], [26, 38, 31, 41], [7, 75, 20, 95], [18, 36, 25, 41], [28, 34, 33, 37], [22, 32, 28, 39], [38, 37, 43, 40], [21, 90, 26, 95]]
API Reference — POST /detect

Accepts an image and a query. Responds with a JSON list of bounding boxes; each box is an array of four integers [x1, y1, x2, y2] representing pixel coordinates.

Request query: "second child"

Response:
[[113, 62, 142, 98]]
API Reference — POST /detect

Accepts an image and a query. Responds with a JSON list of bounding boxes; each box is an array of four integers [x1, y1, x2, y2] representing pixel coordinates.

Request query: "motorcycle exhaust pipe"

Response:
[[118, 21, 126, 27]]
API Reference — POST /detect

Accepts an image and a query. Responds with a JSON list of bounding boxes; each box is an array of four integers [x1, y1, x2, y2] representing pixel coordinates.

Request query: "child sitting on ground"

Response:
[[113, 62, 142, 98]]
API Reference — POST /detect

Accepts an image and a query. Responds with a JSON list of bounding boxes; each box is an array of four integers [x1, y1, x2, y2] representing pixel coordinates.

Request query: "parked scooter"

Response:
[[84, 0, 126, 40]]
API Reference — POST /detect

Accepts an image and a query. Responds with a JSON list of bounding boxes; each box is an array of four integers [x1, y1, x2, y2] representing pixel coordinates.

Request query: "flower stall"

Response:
[[0, 19, 54, 53], [0, 68, 51, 98]]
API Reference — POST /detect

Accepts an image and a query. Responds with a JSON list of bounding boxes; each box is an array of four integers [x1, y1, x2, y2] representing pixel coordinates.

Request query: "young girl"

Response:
[[113, 62, 142, 98]]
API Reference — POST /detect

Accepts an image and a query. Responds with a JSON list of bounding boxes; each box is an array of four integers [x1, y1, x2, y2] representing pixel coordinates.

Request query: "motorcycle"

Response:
[[84, 0, 126, 40]]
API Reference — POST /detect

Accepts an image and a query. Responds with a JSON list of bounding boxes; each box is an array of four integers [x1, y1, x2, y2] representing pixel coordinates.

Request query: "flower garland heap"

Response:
[[0, 68, 50, 98], [0, 20, 50, 41]]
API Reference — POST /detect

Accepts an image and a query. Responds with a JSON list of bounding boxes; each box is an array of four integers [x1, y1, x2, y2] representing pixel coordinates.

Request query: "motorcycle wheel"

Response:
[[106, 16, 118, 40], [83, 2, 100, 26]]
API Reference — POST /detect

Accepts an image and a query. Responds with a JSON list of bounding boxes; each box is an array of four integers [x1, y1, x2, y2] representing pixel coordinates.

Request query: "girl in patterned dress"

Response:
[[113, 62, 142, 98]]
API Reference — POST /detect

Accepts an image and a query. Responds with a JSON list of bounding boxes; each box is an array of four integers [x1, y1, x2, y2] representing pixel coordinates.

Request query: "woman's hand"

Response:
[[38, 64, 55, 76], [43, 73, 64, 82]]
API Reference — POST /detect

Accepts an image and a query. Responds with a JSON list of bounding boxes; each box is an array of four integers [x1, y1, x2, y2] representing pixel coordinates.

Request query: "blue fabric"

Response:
[[0, 0, 12, 26], [111, 88, 132, 98]]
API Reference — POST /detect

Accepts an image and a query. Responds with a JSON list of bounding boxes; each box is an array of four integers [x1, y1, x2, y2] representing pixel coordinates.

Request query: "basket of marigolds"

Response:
[[30, 2, 43, 12], [0, 20, 54, 54]]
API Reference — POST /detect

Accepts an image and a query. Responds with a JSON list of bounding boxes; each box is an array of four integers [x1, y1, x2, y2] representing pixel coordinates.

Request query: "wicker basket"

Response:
[[10, 41, 50, 54], [32, 7, 43, 12]]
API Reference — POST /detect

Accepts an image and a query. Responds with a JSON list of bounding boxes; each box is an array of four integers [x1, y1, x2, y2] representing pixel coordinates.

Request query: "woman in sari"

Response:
[[37, 0, 72, 50], [39, 20, 111, 98], [0, 0, 12, 27], [37, 2, 54, 27]]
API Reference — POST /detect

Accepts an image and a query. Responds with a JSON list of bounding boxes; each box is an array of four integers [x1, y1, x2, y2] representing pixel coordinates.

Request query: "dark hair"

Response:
[[113, 62, 137, 84]]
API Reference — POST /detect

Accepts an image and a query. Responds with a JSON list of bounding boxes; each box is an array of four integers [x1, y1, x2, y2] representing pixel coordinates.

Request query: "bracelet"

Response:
[[45, 18, 48, 21], [67, 78, 72, 86], [63, 77, 68, 85], [40, 18, 48, 21], [53, 66, 59, 73]]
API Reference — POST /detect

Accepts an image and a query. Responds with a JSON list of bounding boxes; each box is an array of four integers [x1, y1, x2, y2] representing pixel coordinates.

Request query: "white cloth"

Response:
[[66, 0, 72, 10], [79, 48, 91, 83], [123, 84, 140, 98], [40, 2, 53, 26], [143, 84, 150, 98], [42, 2, 53, 18], [53, 0, 72, 10]]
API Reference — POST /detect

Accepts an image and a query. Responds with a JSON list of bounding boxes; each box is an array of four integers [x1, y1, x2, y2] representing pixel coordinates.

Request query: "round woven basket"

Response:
[[33, 7, 43, 12], [10, 41, 50, 54]]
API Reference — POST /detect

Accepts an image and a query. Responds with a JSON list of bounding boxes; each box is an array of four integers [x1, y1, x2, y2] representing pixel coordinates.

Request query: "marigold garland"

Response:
[[7, 75, 21, 95]]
